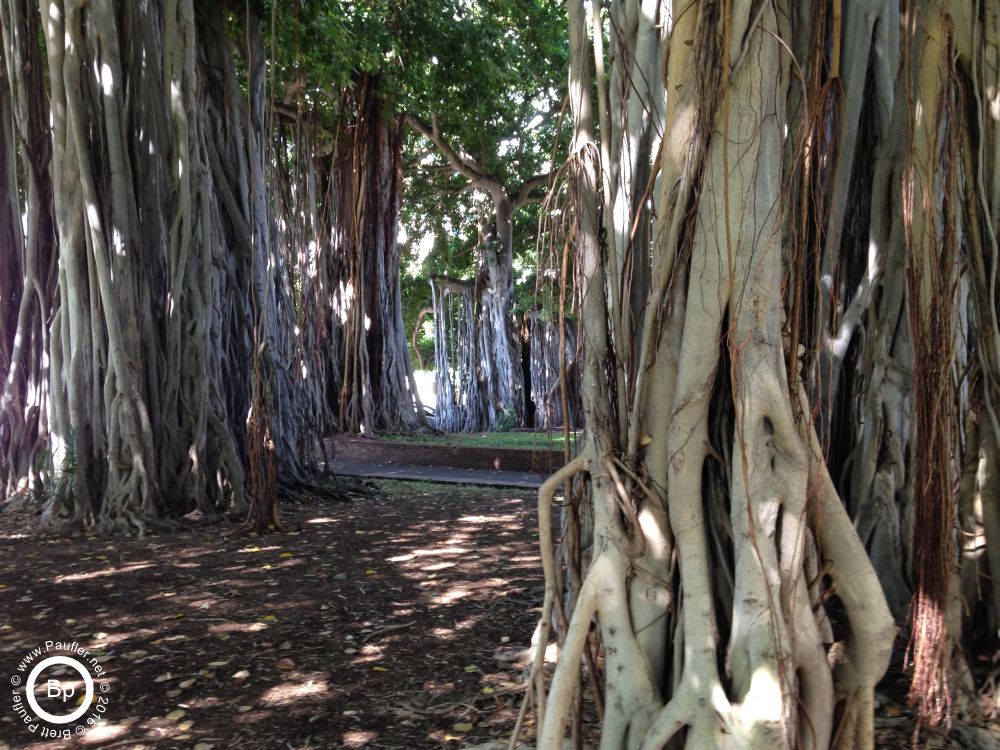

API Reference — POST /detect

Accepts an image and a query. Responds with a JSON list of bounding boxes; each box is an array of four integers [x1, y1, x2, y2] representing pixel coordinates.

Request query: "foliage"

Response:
[[496, 407, 518, 432], [261, 1, 566, 375]]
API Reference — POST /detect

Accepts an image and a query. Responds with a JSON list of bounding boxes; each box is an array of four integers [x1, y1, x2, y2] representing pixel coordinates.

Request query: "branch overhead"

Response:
[[404, 113, 504, 195], [513, 172, 551, 209]]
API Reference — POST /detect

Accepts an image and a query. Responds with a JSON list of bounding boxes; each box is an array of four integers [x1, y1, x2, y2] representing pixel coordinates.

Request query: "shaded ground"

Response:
[[0, 481, 540, 749], [2, 477, 997, 750]]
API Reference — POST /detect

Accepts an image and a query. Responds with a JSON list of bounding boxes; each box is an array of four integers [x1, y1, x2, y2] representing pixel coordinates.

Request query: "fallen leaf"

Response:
[[276, 658, 295, 670], [453, 722, 473, 732], [166, 709, 186, 721], [232, 669, 250, 682], [260, 615, 277, 622]]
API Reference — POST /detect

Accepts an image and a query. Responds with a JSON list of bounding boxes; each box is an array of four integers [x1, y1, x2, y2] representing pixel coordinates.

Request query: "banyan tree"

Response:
[[524, 0, 1000, 747], [0, 0, 420, 530], [427, 272, 581, 433]]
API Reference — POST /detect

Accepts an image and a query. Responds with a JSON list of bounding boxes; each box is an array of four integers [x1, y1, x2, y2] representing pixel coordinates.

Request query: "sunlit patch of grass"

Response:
[[378, 430, 577, 451]]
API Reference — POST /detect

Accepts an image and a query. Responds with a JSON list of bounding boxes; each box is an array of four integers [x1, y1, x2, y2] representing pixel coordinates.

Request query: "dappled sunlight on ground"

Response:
[[0, 480, 540, 748]]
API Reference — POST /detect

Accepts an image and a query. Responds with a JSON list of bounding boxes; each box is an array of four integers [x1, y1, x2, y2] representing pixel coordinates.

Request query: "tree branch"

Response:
[[404, 113, 505, 195], [513, 172, 551, 210]]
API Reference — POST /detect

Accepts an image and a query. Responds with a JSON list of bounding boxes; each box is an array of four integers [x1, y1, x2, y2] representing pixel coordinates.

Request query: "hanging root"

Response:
[[515, 455, 586, 745], [799, 386, 895, 750]]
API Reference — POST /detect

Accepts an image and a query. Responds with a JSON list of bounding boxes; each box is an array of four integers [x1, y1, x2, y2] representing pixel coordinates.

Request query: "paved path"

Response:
[[326, 458, 545, 489]]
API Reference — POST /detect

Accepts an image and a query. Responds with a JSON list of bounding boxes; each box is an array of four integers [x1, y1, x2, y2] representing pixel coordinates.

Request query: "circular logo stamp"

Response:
[[9, 641, 112, 740]]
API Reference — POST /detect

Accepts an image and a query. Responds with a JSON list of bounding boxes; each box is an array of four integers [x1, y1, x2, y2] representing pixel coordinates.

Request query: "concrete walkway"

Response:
[[326, 458, 545, 489]]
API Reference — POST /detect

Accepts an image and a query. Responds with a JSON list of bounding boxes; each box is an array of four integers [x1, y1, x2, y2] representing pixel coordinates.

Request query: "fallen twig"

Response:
[[361, 620, 417, 644]]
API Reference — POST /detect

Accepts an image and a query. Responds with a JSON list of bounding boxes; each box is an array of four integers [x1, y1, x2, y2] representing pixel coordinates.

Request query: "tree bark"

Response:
[[530, 3, 896, 747], [339, 75, 424, 434]]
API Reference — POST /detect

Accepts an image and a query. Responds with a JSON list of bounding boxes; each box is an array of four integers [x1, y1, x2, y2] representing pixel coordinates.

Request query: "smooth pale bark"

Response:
[[530, 2, 897, 748]]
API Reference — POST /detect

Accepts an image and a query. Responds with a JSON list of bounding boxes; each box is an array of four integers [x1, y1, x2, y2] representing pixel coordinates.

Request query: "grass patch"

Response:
[[378, 430, 577, 451]]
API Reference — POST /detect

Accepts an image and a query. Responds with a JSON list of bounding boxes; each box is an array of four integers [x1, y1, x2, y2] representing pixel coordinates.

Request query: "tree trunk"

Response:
[[529, 2, 898, 747], [524, 311, 580, 430], [0, 0, 58, 502], [480, 191, 525, 428], [337, 75, 423, 434]]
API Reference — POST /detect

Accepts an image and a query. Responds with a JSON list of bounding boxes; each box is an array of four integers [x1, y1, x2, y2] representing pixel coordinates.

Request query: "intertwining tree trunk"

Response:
[[40, 0, 169, 530], [0, 0, 58, 501], [431, 276, 485, 433], [528, 0, 1000, 746], [0, 1, 372, 530], [1, 1, 415, 529], [524, 311, 580, 430], [526, 1, 922, 747]]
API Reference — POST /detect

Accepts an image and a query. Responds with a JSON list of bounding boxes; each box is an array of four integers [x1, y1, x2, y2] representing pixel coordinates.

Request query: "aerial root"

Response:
[[638, 686, 697, 750], [538, 566, 600, 749], [801, 389, 894, 750], [511, 456, 586, 748]]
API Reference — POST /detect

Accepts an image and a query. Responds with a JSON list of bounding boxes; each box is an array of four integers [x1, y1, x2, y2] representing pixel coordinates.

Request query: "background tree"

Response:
[[401, 0, 568, 429]]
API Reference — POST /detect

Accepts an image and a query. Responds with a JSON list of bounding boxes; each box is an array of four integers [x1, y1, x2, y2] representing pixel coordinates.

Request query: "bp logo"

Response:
[[9, 641, 112, 740]]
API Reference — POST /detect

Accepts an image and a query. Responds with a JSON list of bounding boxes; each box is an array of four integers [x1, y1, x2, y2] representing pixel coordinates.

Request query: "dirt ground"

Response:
[[0, 481, 541, 749], [1, 479, 997, 750]]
